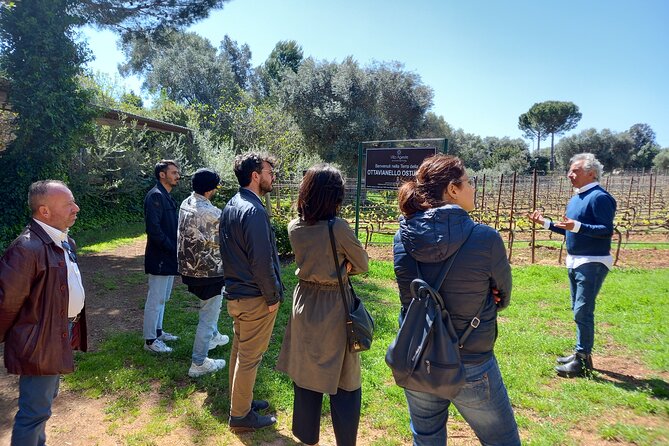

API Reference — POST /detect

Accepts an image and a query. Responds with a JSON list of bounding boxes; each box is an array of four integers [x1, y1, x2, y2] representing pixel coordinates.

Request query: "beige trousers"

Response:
[[227, 295, 278, 417]]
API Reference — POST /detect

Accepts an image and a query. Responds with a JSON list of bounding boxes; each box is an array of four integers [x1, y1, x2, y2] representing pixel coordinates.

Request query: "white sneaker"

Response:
[[158, 331, 179, 342], [188, 357, 226, 377], [144, 339, 173, 353], [208, 333, 230, 350]]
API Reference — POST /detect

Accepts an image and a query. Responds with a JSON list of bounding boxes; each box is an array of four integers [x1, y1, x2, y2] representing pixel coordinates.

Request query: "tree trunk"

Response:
[[536, 131, 541, 153]]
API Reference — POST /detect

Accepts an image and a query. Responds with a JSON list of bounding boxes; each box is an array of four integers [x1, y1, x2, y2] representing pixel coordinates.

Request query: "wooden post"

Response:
[[531, 169, 537, 264], [507, 172, 517, 261], [473, 176, 478, 216], [481, 174, 487, 224], [648, 172, 653, 219], [494, 174, 504, 230]]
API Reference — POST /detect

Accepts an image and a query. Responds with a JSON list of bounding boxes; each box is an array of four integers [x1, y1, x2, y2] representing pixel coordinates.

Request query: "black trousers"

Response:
[[292, 383, 361, 446]]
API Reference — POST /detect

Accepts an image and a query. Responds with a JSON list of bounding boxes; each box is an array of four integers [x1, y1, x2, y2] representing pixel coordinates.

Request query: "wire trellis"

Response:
[[266, 172, 669, 265]]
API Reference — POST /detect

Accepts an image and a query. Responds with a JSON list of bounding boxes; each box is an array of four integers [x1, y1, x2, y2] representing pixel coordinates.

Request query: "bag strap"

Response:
[[416, 224, 486, 348], [328, 219, 353, 324], [457, 288, 488, 348], [416, 224, 478, 301]]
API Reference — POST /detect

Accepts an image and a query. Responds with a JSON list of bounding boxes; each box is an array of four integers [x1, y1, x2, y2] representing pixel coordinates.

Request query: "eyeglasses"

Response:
[[262, 168, 276, 177], [61, 240, 77, 263]]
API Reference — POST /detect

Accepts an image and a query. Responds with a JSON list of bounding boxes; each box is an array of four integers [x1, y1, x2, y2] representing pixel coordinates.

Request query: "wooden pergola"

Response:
[[96, 107, 192, 138], [0, 78, 192, 138]]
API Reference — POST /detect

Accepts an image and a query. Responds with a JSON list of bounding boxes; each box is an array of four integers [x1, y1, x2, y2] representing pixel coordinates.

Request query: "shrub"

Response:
[[272, 216, 292, 256]]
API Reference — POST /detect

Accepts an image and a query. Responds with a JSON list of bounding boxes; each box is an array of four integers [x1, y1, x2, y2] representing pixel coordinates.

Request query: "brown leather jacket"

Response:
[[0, 220, 87, 375]]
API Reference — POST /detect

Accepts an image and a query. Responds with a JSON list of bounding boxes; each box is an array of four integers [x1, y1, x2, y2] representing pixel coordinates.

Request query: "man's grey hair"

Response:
[[570, 153, 603, 180], [28, 180, 68, 213]]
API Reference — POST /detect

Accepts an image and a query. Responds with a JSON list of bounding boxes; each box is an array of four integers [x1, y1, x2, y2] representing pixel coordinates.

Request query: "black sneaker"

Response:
[[252, 400, 270, 412], [229, 409, 276, 433]]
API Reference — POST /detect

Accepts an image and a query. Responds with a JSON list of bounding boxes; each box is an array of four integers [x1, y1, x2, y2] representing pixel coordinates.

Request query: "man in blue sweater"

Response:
[[528, 153, 616, 378]]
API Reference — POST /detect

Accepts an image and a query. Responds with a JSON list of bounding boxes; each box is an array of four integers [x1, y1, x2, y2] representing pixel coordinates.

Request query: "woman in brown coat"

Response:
[[277, 164, 369, 446]]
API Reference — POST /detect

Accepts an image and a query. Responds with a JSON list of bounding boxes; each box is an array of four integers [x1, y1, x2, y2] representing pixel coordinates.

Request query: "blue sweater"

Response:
[[549, 185, 616, 256]]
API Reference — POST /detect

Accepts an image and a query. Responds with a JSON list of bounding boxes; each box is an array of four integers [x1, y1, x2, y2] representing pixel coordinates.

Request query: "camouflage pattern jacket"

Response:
[[177, 192, 224, 278]]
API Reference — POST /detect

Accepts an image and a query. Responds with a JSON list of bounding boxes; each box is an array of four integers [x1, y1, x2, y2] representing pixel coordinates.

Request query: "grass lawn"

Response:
[[66, 232, 669, 445], [73, 221, 146, 255]]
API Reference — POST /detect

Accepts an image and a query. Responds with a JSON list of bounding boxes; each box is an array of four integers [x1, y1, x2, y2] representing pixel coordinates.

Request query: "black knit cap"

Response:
[[192, 168, 221, 194]]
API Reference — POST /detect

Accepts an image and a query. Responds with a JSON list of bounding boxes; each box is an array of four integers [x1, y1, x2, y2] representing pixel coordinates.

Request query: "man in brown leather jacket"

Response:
[[0, 180, 87, 446]]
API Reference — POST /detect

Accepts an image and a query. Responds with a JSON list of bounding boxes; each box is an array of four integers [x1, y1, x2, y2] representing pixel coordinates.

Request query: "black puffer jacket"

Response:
[[393, 205, 511, 363]]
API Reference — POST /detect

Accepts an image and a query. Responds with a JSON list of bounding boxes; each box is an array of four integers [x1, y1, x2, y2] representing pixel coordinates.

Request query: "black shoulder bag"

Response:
[[385, 225, 486, 399], [328, 218, 375, 353]]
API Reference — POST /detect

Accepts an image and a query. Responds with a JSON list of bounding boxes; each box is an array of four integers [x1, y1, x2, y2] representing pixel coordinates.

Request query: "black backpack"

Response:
[[385, 226, 486, 399]]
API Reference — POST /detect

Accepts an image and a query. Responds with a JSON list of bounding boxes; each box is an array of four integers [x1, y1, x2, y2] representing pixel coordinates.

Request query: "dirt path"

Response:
[[1, 240, 667, 445], [0, 240, 148, 445]]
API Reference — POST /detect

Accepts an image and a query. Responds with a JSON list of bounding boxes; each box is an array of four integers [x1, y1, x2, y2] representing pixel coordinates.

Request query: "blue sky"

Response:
[[82, 0, 669, 148]]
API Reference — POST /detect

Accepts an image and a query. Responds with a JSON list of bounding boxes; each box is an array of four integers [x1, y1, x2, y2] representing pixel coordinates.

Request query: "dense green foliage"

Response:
[[119, 30, 241, 108], [555, 124, 661, 171], [70, 117, 195, 229], [278, 58, 433, 173], [0, 1, 228, 249], [257, 40, 304, 96], [654, 149, 669, 171], [628, 123, 661, 168], [0, 0, 96, 244], [271, 217, 292, 257]]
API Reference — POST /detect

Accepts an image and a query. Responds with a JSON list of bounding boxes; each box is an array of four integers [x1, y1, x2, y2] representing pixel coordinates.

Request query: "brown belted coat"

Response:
[[276, 217, 368, 394]]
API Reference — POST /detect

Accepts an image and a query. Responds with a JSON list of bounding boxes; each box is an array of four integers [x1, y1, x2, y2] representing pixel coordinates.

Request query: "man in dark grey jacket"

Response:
[[220, 152, 284, 432]]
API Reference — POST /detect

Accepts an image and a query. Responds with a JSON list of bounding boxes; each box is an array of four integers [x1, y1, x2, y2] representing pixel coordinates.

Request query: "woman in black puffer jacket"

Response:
[[393, 154, 520, 445]]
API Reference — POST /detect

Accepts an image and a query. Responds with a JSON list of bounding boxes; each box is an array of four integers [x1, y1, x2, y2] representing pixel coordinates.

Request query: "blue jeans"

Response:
[[404, 356, 520, 446], [11, 324, 75, 445], [143, 274, 176, 339], [191, 294, 223, 365], [568, 262, 609, 355], [12, 374, 60, 446]]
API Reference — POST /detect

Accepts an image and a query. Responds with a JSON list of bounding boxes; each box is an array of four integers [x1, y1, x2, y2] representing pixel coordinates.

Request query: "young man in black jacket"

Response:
[[143, 160, 181, 353]]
